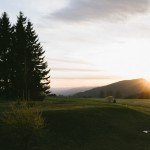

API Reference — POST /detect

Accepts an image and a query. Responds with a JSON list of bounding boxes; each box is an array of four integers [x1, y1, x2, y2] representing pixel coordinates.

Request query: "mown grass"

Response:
[[1, 98, 150, 150]]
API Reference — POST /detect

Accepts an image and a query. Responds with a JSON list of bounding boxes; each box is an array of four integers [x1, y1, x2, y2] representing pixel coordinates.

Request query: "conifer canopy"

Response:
[[0, 12, 50, 100]]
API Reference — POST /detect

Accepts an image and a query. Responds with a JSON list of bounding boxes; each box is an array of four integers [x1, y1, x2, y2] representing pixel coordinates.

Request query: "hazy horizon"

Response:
[[1, 0, 150, 89], [51, 78, 150, 95]]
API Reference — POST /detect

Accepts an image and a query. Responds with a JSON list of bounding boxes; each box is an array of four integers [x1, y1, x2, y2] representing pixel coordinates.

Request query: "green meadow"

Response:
[[1, 98, 150, 150]]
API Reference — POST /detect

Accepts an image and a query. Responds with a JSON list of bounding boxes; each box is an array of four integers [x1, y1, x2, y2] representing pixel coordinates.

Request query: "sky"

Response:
[[1, 0, 150, 91]]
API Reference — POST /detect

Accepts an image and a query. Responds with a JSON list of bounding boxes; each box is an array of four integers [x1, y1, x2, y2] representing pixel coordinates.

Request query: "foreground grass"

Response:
[[1, 98, 150, 150]]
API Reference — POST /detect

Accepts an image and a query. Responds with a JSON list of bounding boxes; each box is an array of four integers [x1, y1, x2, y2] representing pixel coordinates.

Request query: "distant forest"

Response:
[[0, 12, 50, 100]]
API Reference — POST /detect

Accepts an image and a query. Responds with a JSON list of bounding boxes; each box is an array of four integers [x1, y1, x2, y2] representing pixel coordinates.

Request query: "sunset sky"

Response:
[[1, 0, 150, 91]]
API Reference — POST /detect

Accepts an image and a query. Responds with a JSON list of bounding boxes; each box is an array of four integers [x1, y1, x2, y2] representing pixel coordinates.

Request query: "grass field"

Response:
[[1, 98, 150, 150]]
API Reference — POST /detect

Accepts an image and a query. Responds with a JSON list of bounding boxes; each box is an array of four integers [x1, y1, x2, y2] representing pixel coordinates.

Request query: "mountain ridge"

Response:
[[73, 78, 150, 98]]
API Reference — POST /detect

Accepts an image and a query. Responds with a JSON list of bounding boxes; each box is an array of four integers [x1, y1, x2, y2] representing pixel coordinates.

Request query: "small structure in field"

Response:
[[105, 96, 116, 103]]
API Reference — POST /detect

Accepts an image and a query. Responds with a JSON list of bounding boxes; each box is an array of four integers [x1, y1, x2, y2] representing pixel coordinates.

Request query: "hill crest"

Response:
[[73, 78, 150, 98]]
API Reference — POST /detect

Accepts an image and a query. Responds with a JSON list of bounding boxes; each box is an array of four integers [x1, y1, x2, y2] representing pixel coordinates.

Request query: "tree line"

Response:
[[0, 12, 50, 100]]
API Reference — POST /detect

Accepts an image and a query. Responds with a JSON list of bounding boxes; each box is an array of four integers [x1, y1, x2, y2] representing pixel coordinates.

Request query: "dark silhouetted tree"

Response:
[[0, 12, 12, 98], [115, 91, 122, 98], [25, 20, 50, 100], [99, 91, 105, 98], [11, 12, 28, 100], [0, 12, 50, 100]]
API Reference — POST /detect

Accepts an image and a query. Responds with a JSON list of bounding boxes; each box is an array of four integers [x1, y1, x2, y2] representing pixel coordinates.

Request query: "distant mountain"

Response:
[[73, 78, 150, 98], [51, 87, 93, 96]]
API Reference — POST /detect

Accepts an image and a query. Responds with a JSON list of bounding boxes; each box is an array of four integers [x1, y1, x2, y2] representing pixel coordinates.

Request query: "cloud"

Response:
[[52, 75, 120, 80], [52, 67, 102, 72], [51, 0, 149, 22], [46, 57, 91, 65]]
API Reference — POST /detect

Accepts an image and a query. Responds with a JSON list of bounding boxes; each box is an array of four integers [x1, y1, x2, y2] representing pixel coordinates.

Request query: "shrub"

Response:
[[1, 102, 45, 150], [105, 96, 114, 103]]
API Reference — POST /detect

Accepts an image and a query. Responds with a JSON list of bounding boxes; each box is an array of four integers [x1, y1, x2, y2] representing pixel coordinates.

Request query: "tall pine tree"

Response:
[[0, 12, 12, 98], [25, 21, 50, 100], [11, 12, 50, 100], [0, 12, 50, 100], [11, 12, 27, 100]]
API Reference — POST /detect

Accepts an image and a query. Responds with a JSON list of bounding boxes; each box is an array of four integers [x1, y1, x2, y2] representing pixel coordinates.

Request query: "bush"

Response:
[[105, 96, 114, 103], [0, 102, 45, 150]]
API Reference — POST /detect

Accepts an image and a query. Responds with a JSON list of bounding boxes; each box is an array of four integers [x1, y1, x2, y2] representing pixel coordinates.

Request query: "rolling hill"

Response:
[[51, 87, 92, 96], [73, 78, 150, 98]]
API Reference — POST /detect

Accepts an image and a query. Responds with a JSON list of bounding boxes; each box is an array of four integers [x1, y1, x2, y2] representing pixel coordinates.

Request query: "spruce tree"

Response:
[[0, 12, 50, 100], [0, 12, 12, 98], [26, 21, 50, 100], [11, 12, 50, 100], [11, 12, 27, 100]]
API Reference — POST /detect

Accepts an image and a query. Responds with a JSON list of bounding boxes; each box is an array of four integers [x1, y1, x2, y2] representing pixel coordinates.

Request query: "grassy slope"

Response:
[[1, 98, 150, 150]]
